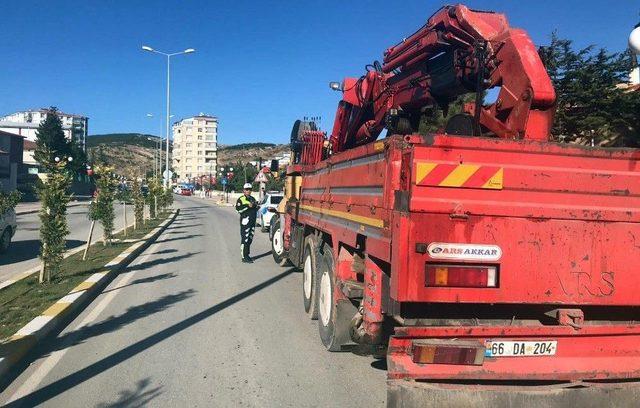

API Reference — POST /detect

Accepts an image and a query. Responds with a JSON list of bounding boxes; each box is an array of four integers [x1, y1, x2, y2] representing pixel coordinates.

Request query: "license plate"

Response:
[[484, 340, 557, 357]]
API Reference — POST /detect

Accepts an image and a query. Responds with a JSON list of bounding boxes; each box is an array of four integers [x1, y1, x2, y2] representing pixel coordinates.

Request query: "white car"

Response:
[[0, 209, 17, 253], [256, 192, 283, 232]]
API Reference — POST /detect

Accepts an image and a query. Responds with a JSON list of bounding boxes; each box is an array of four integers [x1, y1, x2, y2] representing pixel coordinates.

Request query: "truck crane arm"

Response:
[[325, 4, 556, 155]]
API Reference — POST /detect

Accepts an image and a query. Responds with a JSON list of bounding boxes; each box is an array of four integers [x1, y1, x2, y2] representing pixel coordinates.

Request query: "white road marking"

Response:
[[5, 240, 164, 404], [15, 316, 54, 337]]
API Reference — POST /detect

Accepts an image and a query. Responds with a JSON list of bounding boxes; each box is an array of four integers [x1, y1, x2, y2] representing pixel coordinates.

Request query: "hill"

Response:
[[86, 133, 162, 149], [220, 142, 276, 151], [87, 133, 165, 177], [87, 134, 289, 176], [217, 143, 289, 165]]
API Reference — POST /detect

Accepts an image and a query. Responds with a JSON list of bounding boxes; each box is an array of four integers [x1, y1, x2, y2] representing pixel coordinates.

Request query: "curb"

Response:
[[0, 218, 146, 292], [0, 209, 179, 380], [192, 197, 234, 207], [15, 201, 88, 216]]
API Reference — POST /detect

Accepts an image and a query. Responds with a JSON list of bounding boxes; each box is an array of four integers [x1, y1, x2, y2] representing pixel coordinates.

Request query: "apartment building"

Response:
[[0, 109, 88, 151], [172, 114, 218, 182]]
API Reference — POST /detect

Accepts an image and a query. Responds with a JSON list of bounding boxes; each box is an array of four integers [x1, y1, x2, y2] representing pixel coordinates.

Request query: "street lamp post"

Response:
[[146, 114, 160, 178], [146, 113, 173, 180], [142, 45, 195, 188]]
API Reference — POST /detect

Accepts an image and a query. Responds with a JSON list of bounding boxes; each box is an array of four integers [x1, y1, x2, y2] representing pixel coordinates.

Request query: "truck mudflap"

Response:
[[387, 379, 640, 408], [387, 325, 640, 382]]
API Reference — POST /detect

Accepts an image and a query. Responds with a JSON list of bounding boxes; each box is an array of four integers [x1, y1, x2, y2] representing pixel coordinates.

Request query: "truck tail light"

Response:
[[425, 264, 498, 288], [412, 340, 485, 366]]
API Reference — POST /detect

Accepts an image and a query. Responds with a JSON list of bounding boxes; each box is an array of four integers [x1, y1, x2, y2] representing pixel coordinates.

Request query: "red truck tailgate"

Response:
[[394, 135, 640, 306]]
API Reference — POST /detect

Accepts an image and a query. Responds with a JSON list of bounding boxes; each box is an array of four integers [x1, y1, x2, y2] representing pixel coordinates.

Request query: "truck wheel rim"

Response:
[[273, 229, 283, 254], [319, 271, 331, 326], [303, 254, 312, 299]]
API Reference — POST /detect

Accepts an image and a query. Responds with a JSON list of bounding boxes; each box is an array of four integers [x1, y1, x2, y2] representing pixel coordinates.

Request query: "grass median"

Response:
[[0, 211, 171, 342]]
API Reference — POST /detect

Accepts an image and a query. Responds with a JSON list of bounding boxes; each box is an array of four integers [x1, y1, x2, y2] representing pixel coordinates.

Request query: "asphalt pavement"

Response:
[[0, 196, 387, 407], [0, 203, 128, 282]]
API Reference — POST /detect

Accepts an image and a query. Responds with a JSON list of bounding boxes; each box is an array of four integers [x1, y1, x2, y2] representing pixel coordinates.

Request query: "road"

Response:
[[0, 196, 387, 407], [0, 203, 128, 282]]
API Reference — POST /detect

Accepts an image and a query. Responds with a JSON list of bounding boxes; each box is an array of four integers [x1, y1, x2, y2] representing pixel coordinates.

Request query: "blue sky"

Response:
[[1, 1, 638, 145]]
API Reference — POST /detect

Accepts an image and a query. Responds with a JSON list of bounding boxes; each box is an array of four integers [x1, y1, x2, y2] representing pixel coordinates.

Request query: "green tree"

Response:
[[89, 166, 118, 245], [38, 158, 73, 283], [264, 173, 285, 192], [418, 94, 477, 134], [131, 177, 144, 228], [0, 188, 21, 216], [34, 107, 73, 172], [68, 140, 89, 174], [224, 162, 258, 192], [159, 187, 173, 211], [541, 32, 640, 146], [145, 177, 162, 218], [34, 107, 88, 172]]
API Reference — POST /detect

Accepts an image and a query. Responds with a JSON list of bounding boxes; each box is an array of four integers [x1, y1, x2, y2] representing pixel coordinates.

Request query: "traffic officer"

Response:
[[235, 182, 258, 263]]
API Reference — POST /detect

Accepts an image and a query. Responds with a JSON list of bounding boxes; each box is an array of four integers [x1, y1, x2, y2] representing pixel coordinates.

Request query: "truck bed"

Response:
[[393, 134, 640, 307], [292, 133, 640, 383]]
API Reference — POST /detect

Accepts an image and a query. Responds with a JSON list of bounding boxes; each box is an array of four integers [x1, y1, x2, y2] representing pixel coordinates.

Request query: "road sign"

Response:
[[221, 177, 228, 185], [163, 170, 173, 180], [254, 172, 268, 183]]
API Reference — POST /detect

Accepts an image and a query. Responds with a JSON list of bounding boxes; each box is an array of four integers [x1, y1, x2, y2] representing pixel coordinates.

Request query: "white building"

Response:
[[0, 121, 72, 144], [172, 114, 218, 182], [0, 109, 88, 151], [277, 152, 291, 166]]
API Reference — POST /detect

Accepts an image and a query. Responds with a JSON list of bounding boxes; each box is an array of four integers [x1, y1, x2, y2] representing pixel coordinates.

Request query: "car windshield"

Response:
[[270, 196, 283, 205]]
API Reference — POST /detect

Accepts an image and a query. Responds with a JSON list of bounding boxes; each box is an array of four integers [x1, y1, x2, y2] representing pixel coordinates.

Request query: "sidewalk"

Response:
[[191, 191, 259, 207]]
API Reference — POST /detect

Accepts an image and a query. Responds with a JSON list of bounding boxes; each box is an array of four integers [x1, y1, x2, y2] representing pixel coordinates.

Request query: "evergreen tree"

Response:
[[34, 107, 88, 173], [160, 187, 173, 211], [418, 94, 477, 134], [131, 176, 145, 228], [38, 158, 72, 283], [264, 173, 285, 192], [34, 107, 73, 172], [145, 177, 162, 218], [226, 162, 258, 192], [541, 32, 640, 146], [0, 187, 21, 216], [88, 166, 118, 245], [68, 139, 89, 174]]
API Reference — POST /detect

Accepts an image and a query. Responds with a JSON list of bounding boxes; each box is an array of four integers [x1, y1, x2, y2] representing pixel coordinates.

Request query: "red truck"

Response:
[[270, 4, 640, 405]]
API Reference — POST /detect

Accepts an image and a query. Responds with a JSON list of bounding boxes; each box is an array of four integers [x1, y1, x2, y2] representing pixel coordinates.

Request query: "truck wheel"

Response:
[[302, 236, 319, 320], [317, 244, 351, 351], [271, 218, 291, 266], [0, 228, 11, 253]]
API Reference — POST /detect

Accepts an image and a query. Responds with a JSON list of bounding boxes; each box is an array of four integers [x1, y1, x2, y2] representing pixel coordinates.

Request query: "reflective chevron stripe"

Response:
[[414, 162, 504, 190]]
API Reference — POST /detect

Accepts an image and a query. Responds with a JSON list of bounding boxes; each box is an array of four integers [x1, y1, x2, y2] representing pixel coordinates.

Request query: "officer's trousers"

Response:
[[240, 217, 255, 259]]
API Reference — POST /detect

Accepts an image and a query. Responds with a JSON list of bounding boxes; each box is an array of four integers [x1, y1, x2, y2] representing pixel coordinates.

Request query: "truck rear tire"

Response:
[[271, 218, 291, 266], [317, 244, 352, 351], [302, 236, 319, 320]]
